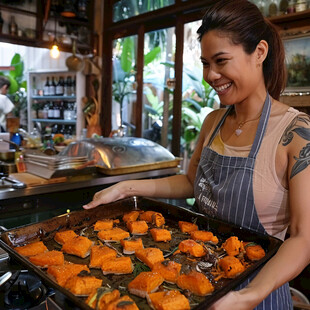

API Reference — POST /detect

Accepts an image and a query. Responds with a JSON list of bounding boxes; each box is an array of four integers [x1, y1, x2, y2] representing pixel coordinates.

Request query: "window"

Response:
[[101, 0, 215, 158]]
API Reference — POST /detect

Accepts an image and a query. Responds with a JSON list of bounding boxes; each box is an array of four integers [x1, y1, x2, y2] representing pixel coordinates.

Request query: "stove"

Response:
[[0, 241, 82, 310]]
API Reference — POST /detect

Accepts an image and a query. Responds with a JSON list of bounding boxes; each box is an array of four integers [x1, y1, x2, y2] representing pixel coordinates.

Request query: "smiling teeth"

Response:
[[214, 83, 231, 92]]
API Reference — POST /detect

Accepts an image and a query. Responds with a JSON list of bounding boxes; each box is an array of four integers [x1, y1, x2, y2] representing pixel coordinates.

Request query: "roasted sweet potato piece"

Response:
[[128, 271, 164, 298], [150, 228, 171, 242], [190, 230, 219, 244], [86, 289, 120, 310], [105, 295, 139, 310], [147, 290, 190, 310], [178, 239, 206, 257], [54, 230, 78, 245], [15, 241, 48, 257], [222, 236, 243, 256], [176, 271, 214, 296], [89, 245, 117, 268], [29, 250, 64, 267], [97, 227, 130, 242], [94, 219, 114, 231], [152, 213, 165, 227], [127, 220, 149, 235], [135, 247, 165, 269], [151, 260, 181, 283], [64, 272, 102, 296], [47, 262, 89, 286], [139, 211, 156, 223], [123, 211, 141, 223], [178, 221, 198, 233], [101, 256, 133, 275], [219, 256, 245, 278], [121, 238, 144, 254], [61, 236, 94, 258], [244, 243, 266, 261]]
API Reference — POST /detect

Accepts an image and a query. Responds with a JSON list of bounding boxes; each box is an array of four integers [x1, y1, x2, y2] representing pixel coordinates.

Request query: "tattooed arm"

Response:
[[210, 114, 310, 310]]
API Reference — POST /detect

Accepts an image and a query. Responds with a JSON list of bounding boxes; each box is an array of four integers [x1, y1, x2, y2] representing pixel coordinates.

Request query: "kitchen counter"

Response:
[[0, 167, 180, 200]]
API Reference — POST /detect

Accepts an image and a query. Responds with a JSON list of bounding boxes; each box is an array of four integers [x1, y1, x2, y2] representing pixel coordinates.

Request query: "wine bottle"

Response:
[[43, 77, 50, 96], [48, 101, 54, 119], [56, 76, 64, 96], [49, 76, 56, 96]]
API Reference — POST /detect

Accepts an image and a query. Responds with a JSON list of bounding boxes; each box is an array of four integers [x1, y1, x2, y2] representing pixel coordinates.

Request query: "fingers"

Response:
[[82, 199, 101, 209]]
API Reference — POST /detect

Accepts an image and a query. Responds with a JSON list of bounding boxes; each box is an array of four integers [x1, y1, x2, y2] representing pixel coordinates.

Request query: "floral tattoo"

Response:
[[280, 115, 310, 179]]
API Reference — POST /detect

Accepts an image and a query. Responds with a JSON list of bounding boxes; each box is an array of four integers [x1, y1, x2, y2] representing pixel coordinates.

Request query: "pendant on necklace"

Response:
[[235, 128, 242, 136]]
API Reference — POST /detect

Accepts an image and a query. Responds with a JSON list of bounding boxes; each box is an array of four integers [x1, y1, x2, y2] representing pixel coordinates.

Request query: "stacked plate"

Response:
[[25, 153, 96, 179]]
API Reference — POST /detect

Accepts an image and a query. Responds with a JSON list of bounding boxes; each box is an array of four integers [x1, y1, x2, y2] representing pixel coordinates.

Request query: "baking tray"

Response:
[[0, 197, 282, 309], [97, 158, 181, 175]]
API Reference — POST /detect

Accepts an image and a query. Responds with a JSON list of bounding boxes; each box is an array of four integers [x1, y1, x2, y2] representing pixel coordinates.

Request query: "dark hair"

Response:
[[0, 76, 11, 89], [197, 0, 286, 100]]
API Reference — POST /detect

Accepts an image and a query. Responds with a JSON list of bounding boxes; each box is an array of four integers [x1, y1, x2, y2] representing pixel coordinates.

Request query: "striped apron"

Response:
[[194, 94, 292, 309]]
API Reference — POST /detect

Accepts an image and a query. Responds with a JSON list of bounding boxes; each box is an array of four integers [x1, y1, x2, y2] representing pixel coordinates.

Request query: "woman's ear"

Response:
[[256, 40, 268, 65]]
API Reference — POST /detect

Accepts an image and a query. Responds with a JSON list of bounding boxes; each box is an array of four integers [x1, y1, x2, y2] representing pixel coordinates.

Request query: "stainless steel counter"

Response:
[[0, 167, 180, 200]]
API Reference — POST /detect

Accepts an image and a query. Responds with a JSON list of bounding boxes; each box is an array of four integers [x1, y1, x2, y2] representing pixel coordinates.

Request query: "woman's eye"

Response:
[[201, 61, 209, 68], [216, 58, 227, 64]]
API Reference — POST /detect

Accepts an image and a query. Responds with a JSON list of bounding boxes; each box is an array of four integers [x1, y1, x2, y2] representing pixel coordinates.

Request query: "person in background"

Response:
[[0, 76, 14, 132], [83, 0, 310, 308]]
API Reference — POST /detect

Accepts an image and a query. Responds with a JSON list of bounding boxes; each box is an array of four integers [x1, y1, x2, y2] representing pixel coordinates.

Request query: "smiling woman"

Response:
[[85, 1, 310, 309]]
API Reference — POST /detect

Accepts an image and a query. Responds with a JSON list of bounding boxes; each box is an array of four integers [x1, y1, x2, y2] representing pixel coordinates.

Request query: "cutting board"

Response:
[[10, 173, 67, 187]]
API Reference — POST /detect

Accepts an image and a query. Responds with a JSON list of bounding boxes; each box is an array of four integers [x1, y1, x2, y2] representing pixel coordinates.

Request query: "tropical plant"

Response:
[[0, 53, 27, 121], [113, 36, 161, 126]]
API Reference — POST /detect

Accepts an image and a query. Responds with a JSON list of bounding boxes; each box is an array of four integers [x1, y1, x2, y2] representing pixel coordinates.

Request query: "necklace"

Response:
[[235, 113, 262, 136]]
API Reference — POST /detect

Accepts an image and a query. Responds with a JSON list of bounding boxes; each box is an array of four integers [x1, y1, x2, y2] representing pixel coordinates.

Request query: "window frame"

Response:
[[100, 0, 214, 156]]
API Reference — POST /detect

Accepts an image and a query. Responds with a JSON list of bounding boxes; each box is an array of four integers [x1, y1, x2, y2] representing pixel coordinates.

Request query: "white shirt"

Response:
[[0, 94, 14, 130]]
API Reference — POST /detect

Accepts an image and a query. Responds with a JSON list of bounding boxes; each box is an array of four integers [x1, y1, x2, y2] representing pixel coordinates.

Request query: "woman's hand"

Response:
[[208, 289, 256, 310], [83, 182, 126, 209]]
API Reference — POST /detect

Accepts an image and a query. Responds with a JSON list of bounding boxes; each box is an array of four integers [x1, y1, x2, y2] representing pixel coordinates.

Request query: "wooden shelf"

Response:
[[0, 4, 36, 16], [269, 9, 310, 29]]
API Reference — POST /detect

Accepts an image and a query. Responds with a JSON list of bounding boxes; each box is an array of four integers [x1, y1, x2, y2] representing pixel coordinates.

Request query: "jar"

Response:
[[287, 0, 296, 12], [295, 0, 307, 11], [268, 0, 278, 16]]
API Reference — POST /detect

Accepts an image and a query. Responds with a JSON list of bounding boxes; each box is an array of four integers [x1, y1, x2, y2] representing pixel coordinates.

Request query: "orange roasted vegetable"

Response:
[[147, 290, 190, 310], [178, 221, 198, 233], [54, 230, 78, 245], [101, 256, 134, 275], [178, 239, 206, 257], [89, 245, 117, 268], [127, 220, 149, 235], [15, 241, 48, 257], [222, 236, 244, 256], [150, 228, 171, 242], [97, 227, 130, 242], [151, 260, 181, 283], [176, 271, 214, 296], [135, 247, 165, 269], [244, 243, 266, 261], [190, 230, 219, 244], [29, 250, 64, 267], [121, 238, 144, 254], [94, 219, 114, 231], [128, 271, 164, 298], [61, 236, 94, 258], [86, 289, 120, 310], [219, 256, 245, 278]]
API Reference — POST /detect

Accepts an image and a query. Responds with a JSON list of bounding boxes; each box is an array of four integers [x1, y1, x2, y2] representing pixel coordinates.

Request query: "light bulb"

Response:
[[50, 44, 60, 59]]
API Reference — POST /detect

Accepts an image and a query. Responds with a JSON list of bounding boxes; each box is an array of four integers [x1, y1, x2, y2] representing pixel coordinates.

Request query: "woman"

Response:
[[84, 0, 310, 308]]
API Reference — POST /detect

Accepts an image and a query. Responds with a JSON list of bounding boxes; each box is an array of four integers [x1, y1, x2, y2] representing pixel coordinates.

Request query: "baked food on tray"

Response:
[[54, 230, 78, 245], [128, 271, 164, 298], [146, 290, 190, 310], [97, 227, 130, 242], [150, 228, 171, 242], [135, 248, 165, 269], [61, 235, 94, 258], [151, 260, 181, 284], [94, 219, 114, 231], [29, 250, 64, 267], [121, 238, 144, 254], [15, 241, 48, 257], [89, 245, 117, 268], [101, 256, 134, 275], [86, 289, 121, 309]]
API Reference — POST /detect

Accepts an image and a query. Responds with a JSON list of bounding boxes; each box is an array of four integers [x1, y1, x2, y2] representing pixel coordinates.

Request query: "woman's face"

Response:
[[200, 30, 263, 106]]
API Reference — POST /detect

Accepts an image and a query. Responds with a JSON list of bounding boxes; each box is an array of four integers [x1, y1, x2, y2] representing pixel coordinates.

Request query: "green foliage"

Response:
[[0, 53, 27, 118]]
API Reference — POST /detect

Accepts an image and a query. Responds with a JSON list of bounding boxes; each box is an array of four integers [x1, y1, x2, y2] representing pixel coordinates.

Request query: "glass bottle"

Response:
[[9, 16, 18, 36], [0, 10, 3, 34], [268, 0, 278, 16], [49, 76, 56, 96], [56, 76, 64, 96], [43, 77, 50, 96], [279, 0, 289, 14]]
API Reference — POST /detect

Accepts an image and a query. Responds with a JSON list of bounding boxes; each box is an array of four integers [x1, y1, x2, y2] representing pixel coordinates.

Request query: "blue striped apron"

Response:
[[194, 94, 292, 309]]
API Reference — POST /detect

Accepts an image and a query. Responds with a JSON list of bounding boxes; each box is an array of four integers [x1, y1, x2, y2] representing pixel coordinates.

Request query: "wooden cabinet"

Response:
[[269, 9, 310, 113], [0, 0, 94, 54]]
